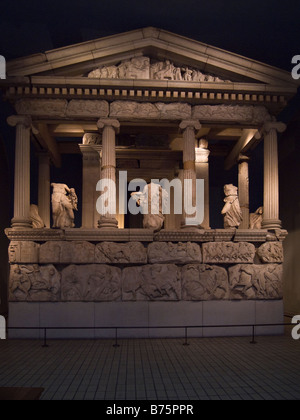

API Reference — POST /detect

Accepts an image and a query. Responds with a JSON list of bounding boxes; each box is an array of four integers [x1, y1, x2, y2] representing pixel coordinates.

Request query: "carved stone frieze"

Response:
[[228, 264, 283, 300], [122, 264, 181, 301], [87, 56, 230, 82], [66, 99, 109, 117], [39, 241, 95, 264], [202, 242, 255, 264], [192, 105, 271, 124], [61, 264, 121, 301], [9, 264, 60, 302], [15, 99, 68, 117], [182, 264, 229, 300], [95, 242, 147, 264], [8, 241, 39, 263], [110, 101, 191, 120], [257, 242, 284, 263], [148, 242, 201, 264]]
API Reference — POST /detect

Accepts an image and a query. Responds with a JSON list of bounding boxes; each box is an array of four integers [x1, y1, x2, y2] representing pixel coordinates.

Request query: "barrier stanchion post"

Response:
[[183, 327, 189, 346], [113, 327, 120, 348], [250, 325, 257, 344], [42, 328, 49, 348]]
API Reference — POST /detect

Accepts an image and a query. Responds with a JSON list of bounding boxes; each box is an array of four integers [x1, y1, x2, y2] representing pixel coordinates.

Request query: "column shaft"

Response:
[[179, 120, 201, 228], [195, 141, 210, 229], [38, 153, 51, 228], [7, 115, 32, 229], [80, 144, 101, 228], [238, 155, 250, 229], [262, 122, 286, 229], [97, 119, 120, 229]]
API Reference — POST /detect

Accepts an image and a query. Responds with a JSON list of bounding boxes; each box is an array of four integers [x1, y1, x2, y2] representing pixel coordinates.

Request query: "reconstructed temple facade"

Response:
[[2, 27, 299, 338]]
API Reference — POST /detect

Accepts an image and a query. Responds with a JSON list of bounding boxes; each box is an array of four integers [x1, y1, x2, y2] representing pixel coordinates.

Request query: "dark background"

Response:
[[0, 0, 299, 71]]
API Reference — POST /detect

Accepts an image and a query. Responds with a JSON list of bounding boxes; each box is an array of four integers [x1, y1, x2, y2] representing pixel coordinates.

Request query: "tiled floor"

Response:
[[0, 333, 300, 400]]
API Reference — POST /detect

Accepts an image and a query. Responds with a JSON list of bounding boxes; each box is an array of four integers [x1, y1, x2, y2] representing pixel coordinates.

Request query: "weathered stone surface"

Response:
[[192, 105, 270, 124], [257, 242, 283, 263], [66, 99, 109, 117], [9, 264, 60, 301], [15, 98, 68, 117], [95, 242, 147, 264], [8, 241, 39, 263], [110, 100, 191, 120], [61, 264, 121, 301], [39, 241, 95, 263], [182, 264, 229, 300], [148, 242, 201, 264], [39, 241, 63, 263], [202, 241, 255, 263], [62, 241, 95, 263], [122, 264, 181, 301], [228, 264, 283, 300]]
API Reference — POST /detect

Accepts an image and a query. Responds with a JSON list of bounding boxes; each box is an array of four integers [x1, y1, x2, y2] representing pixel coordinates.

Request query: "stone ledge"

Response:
[[5, 228, 287, 243]]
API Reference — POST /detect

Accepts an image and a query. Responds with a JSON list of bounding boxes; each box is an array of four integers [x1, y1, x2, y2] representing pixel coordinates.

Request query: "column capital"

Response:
[[179, 119, 201, 132], [97, 118, 120, 133], [7, 115, 32, 128], [237, 153, 250, 163], [195, 147, 210, 163], [82, 132, 101, 145], [263, 121, 286, 134]]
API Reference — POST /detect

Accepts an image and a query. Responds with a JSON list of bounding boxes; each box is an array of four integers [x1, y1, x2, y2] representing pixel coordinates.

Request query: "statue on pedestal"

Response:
[[249, 206, 263, 229], [51, 183, 78, 228], [30, 204, 45, 228], [221, 184, 243, 229], [131, 182, 168, 232]]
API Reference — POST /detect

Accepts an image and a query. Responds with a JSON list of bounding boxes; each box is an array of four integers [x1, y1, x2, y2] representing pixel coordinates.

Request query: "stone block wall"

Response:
[[8, 240, 284, 303]]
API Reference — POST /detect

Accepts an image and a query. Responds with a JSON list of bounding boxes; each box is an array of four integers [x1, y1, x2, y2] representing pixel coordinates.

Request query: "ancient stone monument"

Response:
[[2, 27, 297, 338]]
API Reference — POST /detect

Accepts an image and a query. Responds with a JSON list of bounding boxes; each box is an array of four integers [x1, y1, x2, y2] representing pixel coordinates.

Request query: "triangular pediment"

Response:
[[6, 27, 299, 89]]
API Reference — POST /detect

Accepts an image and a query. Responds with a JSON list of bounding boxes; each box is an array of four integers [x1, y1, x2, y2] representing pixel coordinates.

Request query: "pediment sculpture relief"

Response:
[[87, 55, 230, 82]]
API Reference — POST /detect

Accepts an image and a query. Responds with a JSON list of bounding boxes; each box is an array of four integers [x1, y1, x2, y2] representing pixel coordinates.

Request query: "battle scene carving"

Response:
[[95, 242, 147, 264], [61, 264, 121, 301], [182, 264, 229, 300], [148, 242, 201, 264], [87, 56, 230, 82], [122, 264, 181, 301], [202, 242, 255, 264], [257, 242, 284, 263], [9, 264, 60, 301], [228, 264, 283, 299]]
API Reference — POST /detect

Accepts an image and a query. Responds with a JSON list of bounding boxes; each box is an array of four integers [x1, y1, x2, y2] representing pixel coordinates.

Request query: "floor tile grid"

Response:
[[0, 336, 300, 400]]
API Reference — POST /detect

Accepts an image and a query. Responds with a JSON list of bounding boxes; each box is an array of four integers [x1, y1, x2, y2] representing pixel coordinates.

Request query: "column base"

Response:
[[98, 216, 118, 229], [261, 218, 282, 230], [180, 221, 203, 231], [11, 217, 32, 230]]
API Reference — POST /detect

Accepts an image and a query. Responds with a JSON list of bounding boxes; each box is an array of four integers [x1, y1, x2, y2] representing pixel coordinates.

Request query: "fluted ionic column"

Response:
[[7, 115, 32, 229], [179, 119, 201, 228], [96, 119, 120, 229], [38, 152, 51, 228], [261, 121, 286, 230], [195, 139, 210, 229], [238, 154, 250, 229], [80, 133, 102, 228]]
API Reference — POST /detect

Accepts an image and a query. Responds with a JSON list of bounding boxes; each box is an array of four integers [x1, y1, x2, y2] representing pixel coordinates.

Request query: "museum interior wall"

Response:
[[279, 112, 300, 316]]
